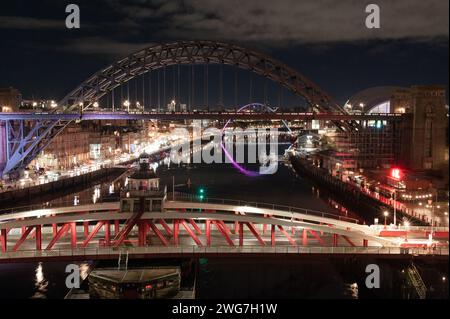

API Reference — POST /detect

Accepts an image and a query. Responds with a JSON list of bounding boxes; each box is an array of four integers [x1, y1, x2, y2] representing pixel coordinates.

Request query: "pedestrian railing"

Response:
[[168, 192, 360, 224], [2, 245, 447, 260]]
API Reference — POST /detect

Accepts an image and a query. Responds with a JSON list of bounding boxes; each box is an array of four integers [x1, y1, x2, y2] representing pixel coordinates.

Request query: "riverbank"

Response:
[[0, 167, 127, 209], [289, 155, 428, 226]]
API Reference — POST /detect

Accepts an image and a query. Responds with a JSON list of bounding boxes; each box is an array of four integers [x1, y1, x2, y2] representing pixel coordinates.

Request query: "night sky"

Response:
[[0, 0, 448, 106]]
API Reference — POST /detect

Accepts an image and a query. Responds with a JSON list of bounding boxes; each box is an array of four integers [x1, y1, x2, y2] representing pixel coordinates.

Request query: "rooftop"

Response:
[[89, 268, 180, 284]]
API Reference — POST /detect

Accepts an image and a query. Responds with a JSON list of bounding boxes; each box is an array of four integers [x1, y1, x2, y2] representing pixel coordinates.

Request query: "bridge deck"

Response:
[[0, 111, 409, 121]]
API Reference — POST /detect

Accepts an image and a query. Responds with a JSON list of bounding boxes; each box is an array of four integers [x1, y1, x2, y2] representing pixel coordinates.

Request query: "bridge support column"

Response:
[[205, 220, 211, 246], [363, 239, 368, 247], [138, 221, 147, 246], [302, 229, 308, 246], [189, 219, 202, 235], [333, 234, 339, 247], [1, 229, 7, 252], [114, 220, 120, 235], [234, 221, 239, 235], [70, 222, 77, 249], [83, 222, 89, 236], [263, 216, 267, 235], [35, 225, 42, 251], [173, 220, 179, 246], [104, 221, 110, 246], [239, 222, 244, 246], [271, 224, 276, 246], [52, 223, 57, 237]]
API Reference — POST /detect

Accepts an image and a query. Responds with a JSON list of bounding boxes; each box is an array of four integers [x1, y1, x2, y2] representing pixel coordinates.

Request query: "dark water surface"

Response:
[[0, 158, 447, 299]]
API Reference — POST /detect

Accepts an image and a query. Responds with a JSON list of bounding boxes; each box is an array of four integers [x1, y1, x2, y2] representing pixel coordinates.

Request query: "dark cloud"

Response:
[[162, 0, 449, 44], [58, 37, 156, 56], [0, 16, 63, 29], [0, 0, 447, 49], [0, 0, 447, 101]]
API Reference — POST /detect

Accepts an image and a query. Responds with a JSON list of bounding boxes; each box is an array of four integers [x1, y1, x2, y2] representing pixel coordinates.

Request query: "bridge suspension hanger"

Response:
[[219, 63, 224, 110], [234, 67, 238, 110], [191, 64, 195, 111]]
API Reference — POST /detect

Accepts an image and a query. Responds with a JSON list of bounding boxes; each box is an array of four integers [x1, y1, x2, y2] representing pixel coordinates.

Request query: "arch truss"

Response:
[[2, 40, 347, 176]]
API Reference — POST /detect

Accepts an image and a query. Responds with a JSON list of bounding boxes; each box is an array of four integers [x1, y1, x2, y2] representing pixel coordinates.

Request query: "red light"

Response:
[[390, 168, 402, 180]]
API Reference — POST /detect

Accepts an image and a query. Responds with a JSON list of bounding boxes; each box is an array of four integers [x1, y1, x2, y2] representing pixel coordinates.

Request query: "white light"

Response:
[[93, 101, 99, 108]]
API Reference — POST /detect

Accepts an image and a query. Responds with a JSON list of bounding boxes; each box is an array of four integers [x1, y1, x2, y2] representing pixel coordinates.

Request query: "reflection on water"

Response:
[[31, 262, 48, 299], [344, 283, 359, 299], [79, 263, 90, 281]]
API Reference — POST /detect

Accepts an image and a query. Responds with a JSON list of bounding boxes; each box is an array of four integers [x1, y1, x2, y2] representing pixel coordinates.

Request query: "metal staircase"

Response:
[[406, 263, 427, 299], [117, 251, 129, 270], [111, 209, 144, 246]]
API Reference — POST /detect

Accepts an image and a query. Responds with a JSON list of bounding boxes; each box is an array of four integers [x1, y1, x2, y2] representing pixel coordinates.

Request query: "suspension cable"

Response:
[[112, 87, 115, 112], [178, 64, 181, 108], [149, 71, 152, 109], [172, 66, 176, 102], [249, 73, 253, 104], [264, 78, 268, 106], [192, 65, 195, 110], [158, 69, 161, 112], [188, 65, 191, 111], [163, 67, 166, 110], [219, 64, 223, 110], [142, 72, 145, 109], [234, 67, 238, 110]]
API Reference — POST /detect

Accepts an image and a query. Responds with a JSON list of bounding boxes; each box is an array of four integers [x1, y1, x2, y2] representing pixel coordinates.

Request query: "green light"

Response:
[[199, 188, 204, 194], [199, 195, 204, 200]]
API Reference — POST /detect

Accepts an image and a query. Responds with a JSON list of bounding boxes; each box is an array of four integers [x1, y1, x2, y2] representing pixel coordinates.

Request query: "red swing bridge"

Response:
[[0, 193, 448, 263]]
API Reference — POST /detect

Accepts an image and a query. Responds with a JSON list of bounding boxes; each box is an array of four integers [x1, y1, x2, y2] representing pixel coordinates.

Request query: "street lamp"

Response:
[[123, 100, 130, 112], [392, 190, 397, 227], [404, 221, 410, 242], [383, 211, 389, 228]]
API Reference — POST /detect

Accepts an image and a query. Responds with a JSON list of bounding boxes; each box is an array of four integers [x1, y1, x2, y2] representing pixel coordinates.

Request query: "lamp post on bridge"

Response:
[[383, 210, 389, 229]]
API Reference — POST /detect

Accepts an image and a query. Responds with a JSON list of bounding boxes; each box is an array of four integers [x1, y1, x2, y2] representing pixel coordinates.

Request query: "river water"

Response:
[[0, 149, 446, 299]]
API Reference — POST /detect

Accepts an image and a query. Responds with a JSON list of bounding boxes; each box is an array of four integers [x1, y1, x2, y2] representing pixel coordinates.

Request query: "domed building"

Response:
[[344, 86, 406, 114]]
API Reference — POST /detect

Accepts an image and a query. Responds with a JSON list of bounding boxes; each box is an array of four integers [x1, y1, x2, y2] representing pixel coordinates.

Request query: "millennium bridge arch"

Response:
[[2, 40, 349, 176]]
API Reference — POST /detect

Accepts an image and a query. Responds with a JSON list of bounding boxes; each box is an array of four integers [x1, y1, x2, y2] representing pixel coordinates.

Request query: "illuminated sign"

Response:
[[390, 168, 402, 180]]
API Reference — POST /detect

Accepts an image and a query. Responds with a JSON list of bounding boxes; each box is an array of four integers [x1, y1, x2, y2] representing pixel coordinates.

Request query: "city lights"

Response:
[[0, 1, 448, 302]]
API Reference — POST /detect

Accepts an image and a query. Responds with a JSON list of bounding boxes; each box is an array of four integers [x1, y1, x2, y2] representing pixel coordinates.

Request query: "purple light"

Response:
[[220, 103, 261, 177]]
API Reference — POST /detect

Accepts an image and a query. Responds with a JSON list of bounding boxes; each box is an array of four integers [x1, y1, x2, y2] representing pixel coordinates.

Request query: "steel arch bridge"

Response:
[[2, 40, 347, 177], [60, 40, 346, 113]]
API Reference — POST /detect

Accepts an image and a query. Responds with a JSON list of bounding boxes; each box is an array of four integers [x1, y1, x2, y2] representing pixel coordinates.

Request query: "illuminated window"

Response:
[[368, 101, 390, 114]]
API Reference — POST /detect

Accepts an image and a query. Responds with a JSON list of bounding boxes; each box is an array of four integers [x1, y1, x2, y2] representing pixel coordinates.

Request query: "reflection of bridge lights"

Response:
[[79, 263, 90, 281]]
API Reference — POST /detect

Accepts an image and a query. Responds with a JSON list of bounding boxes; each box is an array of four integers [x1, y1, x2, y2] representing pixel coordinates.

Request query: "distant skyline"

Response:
[[0, 0, 448, 105]]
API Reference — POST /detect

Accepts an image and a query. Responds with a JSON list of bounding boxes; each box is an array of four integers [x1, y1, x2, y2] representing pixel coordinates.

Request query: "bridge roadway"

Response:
[[0, 198, 448, 262], [0, 111, 408, 122]]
